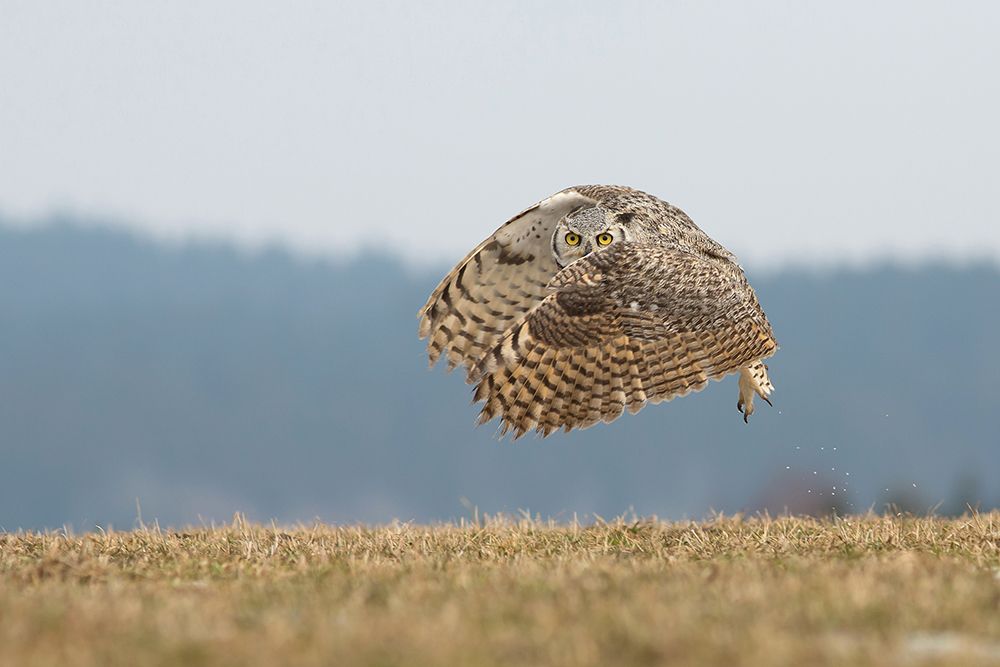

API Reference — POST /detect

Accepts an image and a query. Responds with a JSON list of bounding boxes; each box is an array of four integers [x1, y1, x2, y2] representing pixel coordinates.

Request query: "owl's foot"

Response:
[[737, 361, 774, 423]]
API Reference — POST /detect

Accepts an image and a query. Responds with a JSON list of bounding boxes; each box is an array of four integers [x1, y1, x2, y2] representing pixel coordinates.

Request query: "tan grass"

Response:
[[2, 513, 1000, 667]]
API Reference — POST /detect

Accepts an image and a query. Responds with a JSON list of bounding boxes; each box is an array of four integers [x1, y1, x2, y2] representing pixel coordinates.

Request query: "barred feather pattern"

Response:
[[471, 243, 777, 438], [418, 191, 596, 372], [419, 184, 779, 437]]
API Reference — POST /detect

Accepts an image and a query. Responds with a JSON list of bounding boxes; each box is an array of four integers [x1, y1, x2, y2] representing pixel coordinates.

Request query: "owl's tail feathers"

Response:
[[737, 360, 774, 423]]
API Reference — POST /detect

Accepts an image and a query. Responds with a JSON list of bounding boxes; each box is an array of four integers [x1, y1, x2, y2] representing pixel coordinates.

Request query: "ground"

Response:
[[1, 514, 999, 666]]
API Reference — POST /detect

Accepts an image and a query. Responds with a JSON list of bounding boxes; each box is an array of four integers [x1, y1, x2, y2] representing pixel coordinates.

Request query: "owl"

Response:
[[418, 185, 777, 439]]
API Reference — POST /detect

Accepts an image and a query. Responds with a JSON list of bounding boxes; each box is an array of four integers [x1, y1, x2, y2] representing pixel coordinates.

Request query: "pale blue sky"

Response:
[[2, 1, 998, 266]]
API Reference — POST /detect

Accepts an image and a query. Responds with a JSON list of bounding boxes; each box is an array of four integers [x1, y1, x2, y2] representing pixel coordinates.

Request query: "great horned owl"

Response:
[[418, 185, 777, 438]]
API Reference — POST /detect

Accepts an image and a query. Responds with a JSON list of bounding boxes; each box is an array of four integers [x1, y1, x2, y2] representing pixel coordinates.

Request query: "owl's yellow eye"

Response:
[[565, 232, 581, 246], [596, 232, 614, 246]]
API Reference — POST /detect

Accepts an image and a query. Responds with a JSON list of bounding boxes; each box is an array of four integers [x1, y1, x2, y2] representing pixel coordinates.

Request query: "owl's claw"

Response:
[[763, 396, 772, 407], [737, 398, 753, 423]]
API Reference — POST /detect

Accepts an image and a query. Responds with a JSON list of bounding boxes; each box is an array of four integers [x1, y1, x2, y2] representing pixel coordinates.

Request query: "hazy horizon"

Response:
[[3, 209, 999, 275], [3, 1, 999, 267]]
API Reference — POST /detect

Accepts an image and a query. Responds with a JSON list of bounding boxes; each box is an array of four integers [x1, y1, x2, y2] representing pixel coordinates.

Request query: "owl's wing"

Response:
[[418, 189, 597, 373], [471, 242, 777, 438]]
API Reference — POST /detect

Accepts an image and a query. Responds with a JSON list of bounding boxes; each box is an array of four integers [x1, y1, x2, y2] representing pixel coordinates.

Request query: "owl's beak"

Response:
[[582, 241, 594, 255]]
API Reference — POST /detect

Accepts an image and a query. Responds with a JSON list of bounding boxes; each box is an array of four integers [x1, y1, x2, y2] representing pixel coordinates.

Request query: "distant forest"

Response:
[[1, 221, 998, 530]]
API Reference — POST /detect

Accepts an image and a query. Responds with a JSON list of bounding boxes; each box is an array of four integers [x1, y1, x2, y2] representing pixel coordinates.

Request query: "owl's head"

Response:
[[551, 205, 632, 267]]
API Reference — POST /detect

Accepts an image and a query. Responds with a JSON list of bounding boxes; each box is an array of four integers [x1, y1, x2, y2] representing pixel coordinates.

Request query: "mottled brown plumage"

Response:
[[418, 185, 777, 438]]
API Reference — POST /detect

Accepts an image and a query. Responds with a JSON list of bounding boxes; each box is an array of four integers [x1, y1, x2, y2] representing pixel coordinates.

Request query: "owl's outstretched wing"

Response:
[[470, 243, 777, 438], [418, 189, 596, 373]]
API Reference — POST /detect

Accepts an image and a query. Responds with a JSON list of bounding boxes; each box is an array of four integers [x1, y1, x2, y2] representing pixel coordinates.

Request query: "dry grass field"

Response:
[[2, 513, 1000, 667]]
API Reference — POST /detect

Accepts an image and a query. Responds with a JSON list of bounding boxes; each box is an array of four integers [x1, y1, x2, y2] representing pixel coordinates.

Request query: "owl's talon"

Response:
[[763, 396, 772, 407]]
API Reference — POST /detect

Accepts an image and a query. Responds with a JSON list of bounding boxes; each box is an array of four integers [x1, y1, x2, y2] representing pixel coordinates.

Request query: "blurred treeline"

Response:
[[1, 221, 998, 530]]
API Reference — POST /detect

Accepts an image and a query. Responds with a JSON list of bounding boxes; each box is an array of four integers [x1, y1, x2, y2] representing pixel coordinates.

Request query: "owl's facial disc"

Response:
[[551, 206, 626, 267]]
